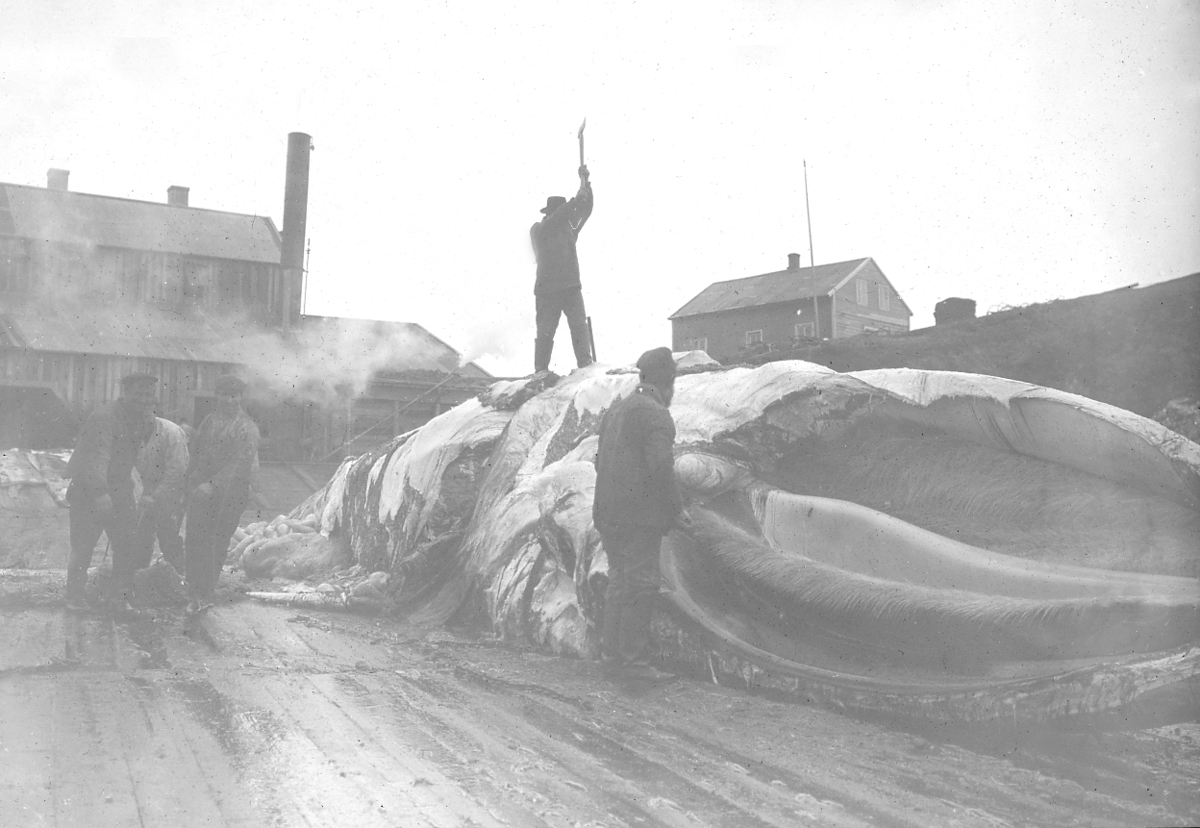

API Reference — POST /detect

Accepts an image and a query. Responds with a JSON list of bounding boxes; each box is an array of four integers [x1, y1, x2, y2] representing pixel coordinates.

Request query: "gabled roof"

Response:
[[671, 257, 875, 319], [0, 182, 282, 264], [297, 316, 491, 378]]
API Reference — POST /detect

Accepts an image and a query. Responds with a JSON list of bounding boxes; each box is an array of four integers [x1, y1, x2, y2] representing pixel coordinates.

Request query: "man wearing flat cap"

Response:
[[592, 347, 692, 683], [530, 163, 594, 373], [63, 372, 158, 612], [184, 374, 260, 613]]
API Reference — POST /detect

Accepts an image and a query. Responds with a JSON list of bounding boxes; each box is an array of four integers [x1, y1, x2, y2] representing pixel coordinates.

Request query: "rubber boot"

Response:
[[568, 317, 594, 368], [64, 566, 88, 611], [534, 335, 555, 374]]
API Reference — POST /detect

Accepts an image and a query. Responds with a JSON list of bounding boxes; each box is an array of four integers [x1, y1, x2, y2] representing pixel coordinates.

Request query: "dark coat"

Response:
[[530, 180, 593, 295], [65, 398, 152, 501], [187, 408, 261, 494], [592, 383, 683, 533]]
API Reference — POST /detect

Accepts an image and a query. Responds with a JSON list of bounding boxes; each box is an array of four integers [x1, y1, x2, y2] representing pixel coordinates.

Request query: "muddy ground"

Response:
[[2, 566, 1198, 828]]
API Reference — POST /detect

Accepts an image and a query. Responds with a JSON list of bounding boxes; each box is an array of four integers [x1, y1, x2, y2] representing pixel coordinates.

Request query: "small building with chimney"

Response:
[[0, 150, 491, 463], [670, 254, 911, 363]]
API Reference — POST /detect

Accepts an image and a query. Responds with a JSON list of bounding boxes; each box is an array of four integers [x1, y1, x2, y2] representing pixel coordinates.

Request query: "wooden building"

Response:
[[0, 170, 491, 457], [670, 254, 912, 363]]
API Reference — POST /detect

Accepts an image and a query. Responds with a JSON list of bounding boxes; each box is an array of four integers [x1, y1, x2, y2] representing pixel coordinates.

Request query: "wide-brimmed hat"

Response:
[[540, 195, 567, 214], [214, 374, 247, 395], [636, 347, 677, 384]]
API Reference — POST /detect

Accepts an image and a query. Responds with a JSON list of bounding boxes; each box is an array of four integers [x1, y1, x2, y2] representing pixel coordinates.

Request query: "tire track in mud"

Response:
[[190, 610, 522, 825], [193, 605, 1200, 827], [366, 627, 1198, 828], [383, 655, 863, 828], [349, 667, 611, 826], [321, 671, 552, 826]]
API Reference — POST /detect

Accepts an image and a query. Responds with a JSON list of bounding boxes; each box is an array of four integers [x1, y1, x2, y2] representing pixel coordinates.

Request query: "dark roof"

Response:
[[297, 316, 491, 378], [0, 304, 247, 363], [0, 307, 491, 378], [0, 182, 281, 264], [671, 257, 874, 319]]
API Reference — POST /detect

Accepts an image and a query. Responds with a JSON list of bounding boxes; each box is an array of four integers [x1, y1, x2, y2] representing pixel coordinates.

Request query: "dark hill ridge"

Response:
[[747, 273, 1200, 419]]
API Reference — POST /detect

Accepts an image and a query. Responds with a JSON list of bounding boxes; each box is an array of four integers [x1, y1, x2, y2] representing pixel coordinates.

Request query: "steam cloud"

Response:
[[237, 317, 460, 406]]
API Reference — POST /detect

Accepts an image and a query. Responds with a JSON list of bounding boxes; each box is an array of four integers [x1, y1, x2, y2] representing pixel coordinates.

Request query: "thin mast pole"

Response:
[[804, 160, 818, 338]]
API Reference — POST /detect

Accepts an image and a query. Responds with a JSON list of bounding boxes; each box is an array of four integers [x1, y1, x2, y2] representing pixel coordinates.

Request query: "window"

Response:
[[745, 330, 763, 346], [0, 238, 30, 294], [684, 337, 708, 352], [878, 284, 890, 311], [856, 280, 869, 305], [794, 322, 814, 339]]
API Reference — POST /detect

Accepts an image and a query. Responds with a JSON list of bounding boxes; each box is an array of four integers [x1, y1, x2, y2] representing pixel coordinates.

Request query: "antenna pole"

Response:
[[804, 161, 818, 338]]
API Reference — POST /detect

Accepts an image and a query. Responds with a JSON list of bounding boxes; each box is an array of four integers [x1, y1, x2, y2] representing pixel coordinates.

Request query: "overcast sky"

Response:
[[4, 0, 1198, 377]]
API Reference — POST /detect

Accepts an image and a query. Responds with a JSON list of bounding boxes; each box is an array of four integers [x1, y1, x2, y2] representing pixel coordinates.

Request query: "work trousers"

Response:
[[66, 488, 137, 602], [599, 526, 665, 666], [534, 286, 593, 372], [131, 497, 185, 572], [184, 484, 248, 600]]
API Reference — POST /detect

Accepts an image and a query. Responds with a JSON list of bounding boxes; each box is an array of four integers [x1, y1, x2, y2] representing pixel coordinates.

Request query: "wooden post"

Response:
[[804, 160, 818, 339]]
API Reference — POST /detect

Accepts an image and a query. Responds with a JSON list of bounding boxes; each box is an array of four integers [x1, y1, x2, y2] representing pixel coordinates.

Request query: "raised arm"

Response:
[[569, 165, 593, 233]]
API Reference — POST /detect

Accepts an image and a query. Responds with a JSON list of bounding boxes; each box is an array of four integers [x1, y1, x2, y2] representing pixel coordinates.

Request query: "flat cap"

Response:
[[636, 347, 677, 384], [214, 374, 247, 395], [120, 372, 157, 388]]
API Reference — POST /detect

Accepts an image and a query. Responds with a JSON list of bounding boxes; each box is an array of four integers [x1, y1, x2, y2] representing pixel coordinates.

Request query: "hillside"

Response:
[[749, 273, 1200, 420]]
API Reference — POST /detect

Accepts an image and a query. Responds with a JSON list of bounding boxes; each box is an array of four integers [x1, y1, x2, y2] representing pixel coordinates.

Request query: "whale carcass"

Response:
[[280, 358, 1199, 725]]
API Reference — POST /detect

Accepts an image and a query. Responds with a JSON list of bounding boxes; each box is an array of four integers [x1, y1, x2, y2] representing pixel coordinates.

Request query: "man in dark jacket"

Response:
[[184, 374, 260, 613], [530, 164, 594, 373], [64, 372, 158, 612], [593, 347, 692, 682]]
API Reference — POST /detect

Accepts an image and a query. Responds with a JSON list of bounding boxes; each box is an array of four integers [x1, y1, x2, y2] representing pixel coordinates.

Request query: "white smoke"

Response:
[[235, 316, 461, 407]]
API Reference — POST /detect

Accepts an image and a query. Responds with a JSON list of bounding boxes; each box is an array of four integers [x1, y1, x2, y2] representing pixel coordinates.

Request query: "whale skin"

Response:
[[296, 358, 1200, 725]]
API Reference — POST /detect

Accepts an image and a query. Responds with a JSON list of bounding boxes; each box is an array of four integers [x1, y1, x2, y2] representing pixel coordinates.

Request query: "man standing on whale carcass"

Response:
[[593, 347, 693, 683], [530, 162, 594, 374]]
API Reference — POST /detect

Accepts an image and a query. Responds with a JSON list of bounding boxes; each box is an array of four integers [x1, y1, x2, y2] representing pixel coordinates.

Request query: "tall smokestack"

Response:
[[47, 169, 69, 191], [280, 132, 311, 333]]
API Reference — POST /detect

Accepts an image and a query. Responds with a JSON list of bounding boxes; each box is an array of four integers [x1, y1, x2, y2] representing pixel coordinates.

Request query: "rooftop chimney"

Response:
[[787, 252, 801, 271], [280, 132, 312, 332], [167, 185, 189, 207], [47, 169, 69, 191]]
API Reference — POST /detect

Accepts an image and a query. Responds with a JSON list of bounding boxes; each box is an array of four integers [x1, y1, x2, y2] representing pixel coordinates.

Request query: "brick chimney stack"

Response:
[[47, 169, 69, 191], [788, 252, 801, 271], [167, 185, 190, 207]]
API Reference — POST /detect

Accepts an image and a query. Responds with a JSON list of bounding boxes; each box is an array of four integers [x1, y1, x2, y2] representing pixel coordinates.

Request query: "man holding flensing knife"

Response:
[[530, 119, 595, 374]]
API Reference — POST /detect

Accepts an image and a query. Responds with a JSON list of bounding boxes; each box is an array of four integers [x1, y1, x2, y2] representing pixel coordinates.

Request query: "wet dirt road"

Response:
[[2, 572, 1198, 828]]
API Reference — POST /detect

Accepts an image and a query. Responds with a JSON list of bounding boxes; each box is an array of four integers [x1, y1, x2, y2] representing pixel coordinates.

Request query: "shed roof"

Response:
[[0, 307, 491, 377], [671, 257, 876, 319], [296, 315, 491, 378], [0, 305, 247, 363], [0, 182, 281, 264]]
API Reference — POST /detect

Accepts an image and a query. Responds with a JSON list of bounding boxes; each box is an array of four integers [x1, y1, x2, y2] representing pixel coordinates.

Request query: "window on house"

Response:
[[878, 284, 890, 311], [182, 259, 210, 303], [794, 322, 814, 339], [856, 280, 869, 305], [684, 337, 708, 352], [0, 238, 30, 294], [745, 330, 763, 346]]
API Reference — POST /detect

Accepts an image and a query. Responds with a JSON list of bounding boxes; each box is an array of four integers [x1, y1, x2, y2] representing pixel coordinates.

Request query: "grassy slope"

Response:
[[750, 273, 1200, 419]]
